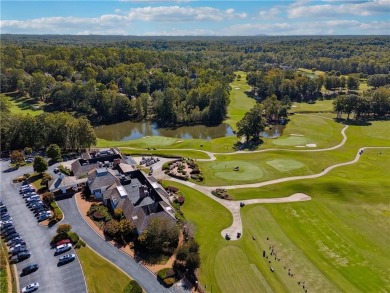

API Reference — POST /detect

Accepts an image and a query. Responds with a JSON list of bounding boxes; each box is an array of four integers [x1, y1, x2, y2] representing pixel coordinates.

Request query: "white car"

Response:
[[21, 282, 39, 293], [55, 243, 72, 254], [58, 253, 76, 264]]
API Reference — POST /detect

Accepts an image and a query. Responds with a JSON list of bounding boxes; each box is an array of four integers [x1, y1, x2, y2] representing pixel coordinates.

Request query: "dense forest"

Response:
[[1, 35, 389, 134]]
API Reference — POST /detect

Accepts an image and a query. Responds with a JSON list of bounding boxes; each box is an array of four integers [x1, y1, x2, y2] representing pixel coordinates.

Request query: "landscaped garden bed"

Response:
[[164, 159, 204, 182], [211, 188, 232, 200]]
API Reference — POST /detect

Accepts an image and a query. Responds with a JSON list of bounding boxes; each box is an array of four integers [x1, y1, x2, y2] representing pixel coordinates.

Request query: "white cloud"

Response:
[[288, 0, 390, 18], [226, 19, 390, 35], [259, 7, 281, 19], [126, 6, 247, 22]]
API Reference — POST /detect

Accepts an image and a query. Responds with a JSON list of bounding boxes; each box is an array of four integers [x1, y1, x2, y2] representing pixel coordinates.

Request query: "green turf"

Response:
[[167, 148, 390, 293], [224, 71, 256, 130], [292, 100, 334, 113], [266, 159, 305, 172], [120, 148, 211, 160], [77, 245, 131, 293], [3, 93, 44, 116], [210, 160, 264, 181], [271, 136, 309, 146]]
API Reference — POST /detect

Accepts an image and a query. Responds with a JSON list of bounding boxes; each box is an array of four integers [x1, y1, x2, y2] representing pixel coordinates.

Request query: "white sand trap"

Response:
[[234, 87, 240, 89], [295, 146, 305, 148], [142, 136, 150, 139], [176, 140, 183, 143], [306, 143, 317, 147], [290, 134, 304, 136], [292, 105, 297, 108]]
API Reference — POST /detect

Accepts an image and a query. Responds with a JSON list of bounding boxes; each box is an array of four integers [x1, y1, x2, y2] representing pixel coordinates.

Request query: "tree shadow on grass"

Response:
[[334, 118, 372, 126], [233, 138, 263, 151]]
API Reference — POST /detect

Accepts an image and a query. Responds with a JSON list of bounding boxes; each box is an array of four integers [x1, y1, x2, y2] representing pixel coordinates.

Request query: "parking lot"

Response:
[[1, 161, 86, 293]]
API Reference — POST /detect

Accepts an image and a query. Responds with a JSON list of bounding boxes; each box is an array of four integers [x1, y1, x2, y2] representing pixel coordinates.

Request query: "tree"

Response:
[[262, 95, 281, 121], [42, 192, 55, 205], [236, 104, 266, 142], [119, 219, 135, 237], [104, 220, 120, 237], [33, 156, 48, 174], [138, 218, 179, 253], [347, 76, 360, 92], [10, 150, 25, 164], [46, 144, 62, 162], [57, 224, 72, 234], [0, 95, 12, 113]]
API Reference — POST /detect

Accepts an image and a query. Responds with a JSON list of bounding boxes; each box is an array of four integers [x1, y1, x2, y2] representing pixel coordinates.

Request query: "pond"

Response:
[[260, 125, 285, 138], [94, 120, 235, 141]]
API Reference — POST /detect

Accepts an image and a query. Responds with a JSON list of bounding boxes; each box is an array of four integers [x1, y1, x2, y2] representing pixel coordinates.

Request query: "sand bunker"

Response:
[[176, 140, 183, 143], [290, 134, 304, 136], [234, 87, 240, 89], [292, 105, 297, 108], [306, 143, 317, 147], [143, 136, 150, 138]]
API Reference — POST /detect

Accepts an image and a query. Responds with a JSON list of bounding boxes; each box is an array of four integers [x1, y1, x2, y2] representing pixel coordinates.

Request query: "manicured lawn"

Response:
[[0, 240, 8, 293], [2, 93, 44, 116], [77, 246, 131, 293], [167, 148, 390, 292], [224, 71, 256, 130], [292, 100, 334, 113]]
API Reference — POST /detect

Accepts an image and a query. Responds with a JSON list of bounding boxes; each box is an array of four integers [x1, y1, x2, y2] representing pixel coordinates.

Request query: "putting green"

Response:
[[266, 159, 306, 172], [214, 246, 269, 293], [211, 161, 264, 181], [272, 136, 308, 146]]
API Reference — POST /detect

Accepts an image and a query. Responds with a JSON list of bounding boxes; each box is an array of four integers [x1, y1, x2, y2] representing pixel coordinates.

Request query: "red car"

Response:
[[56, 239, 71, 246]]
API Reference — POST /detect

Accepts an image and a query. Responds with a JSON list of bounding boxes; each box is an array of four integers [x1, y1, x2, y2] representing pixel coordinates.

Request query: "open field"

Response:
[[166, 148, 390, 293], [2, 93, 44, 116], [77, 246, 131, 293], [224, 71, 256, 130], [292, 100, 334, 113]]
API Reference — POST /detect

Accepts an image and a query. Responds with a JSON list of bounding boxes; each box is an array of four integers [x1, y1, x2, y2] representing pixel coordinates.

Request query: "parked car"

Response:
[[1, 223, 13, 231], [55, 243, 72, 255], [20, 264, 39, 276], [27, 200, 42, 207], [2, 228, 16, 237], [23, 192, 37, 199], [56, 239, 71, 246], [8, 237, 25, 247], [9, 245, 28, 256], [1, 213, 11, 220], [21, 282, 39, 293], [37, 214, 51, 222], [0, 205, 8, 213], [5, 232, 20, 242], [26, 196, 40, 203], [58, 253, 75, 265], [53, 168, 60, 174], [0, 220, 12, 227], [9, 243, 26, 252], [10, 251, 31, 263]]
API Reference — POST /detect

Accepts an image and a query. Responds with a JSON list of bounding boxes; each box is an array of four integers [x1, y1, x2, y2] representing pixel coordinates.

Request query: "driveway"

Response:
[[57, 196, 172, 293], [0, 161, 86, 293]]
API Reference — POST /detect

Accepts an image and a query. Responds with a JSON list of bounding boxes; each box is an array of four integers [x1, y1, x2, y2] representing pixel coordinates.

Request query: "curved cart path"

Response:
[[121, 114, 349, 162], [156, 146, 390, 240]]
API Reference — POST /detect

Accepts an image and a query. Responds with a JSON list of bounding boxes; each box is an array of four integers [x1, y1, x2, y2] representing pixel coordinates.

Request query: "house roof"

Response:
[[71, 160, 98, 178], [88, 168, 119, 191], [118, 163, 136, 174], [48, 176, 78, 191]]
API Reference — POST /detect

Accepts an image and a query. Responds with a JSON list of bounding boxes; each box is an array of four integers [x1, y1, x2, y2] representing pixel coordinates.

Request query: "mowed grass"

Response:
[[169, 149, 390, 292], [224, 71, 256, 130], [77, 245, 131, 293], [2, 93, 44, 116], [292, 100, 335, 113]]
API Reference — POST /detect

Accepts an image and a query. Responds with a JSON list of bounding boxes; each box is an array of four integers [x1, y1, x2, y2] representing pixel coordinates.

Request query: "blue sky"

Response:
[[1, 1, 389, 35]]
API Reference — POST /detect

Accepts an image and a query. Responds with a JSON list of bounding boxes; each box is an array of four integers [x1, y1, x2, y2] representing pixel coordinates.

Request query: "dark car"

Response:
[[1, 223, 13, 231], [2, 228, 16, 237], [8, 238, 25, 247], [20, 264, 39, 276], [3, 166, 19, 173], [37, 214, 51, 222], [5, 232, 20, 242], [10, 245, 28, 256], [1, 213, 11, 220], [1, 226, 15, 236], [16, 251, 31, 261]]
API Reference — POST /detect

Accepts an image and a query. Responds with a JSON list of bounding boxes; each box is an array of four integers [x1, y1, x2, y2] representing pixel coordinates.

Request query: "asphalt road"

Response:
[[0, 161, 87, 293], [57, 196, 172, 293]]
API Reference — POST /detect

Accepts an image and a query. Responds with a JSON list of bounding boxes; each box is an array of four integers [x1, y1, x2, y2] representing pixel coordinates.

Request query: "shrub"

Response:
[[43, 192, 55, 205], [87, 203, 99, 217], [162, 162, 170, 171], [176, 196, 185, 205], [51, 232, 69, 244], [122, 280, 142, 293], [57, 224, 71, 234], [93, 210, 105, 221], [104, 220, 120, 237], [163, 277, 175, 287], [114, 208, 123, 220], [68, 232, 79, 244], [157, 268, 169, 280], [54, 208, 63, 221]]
